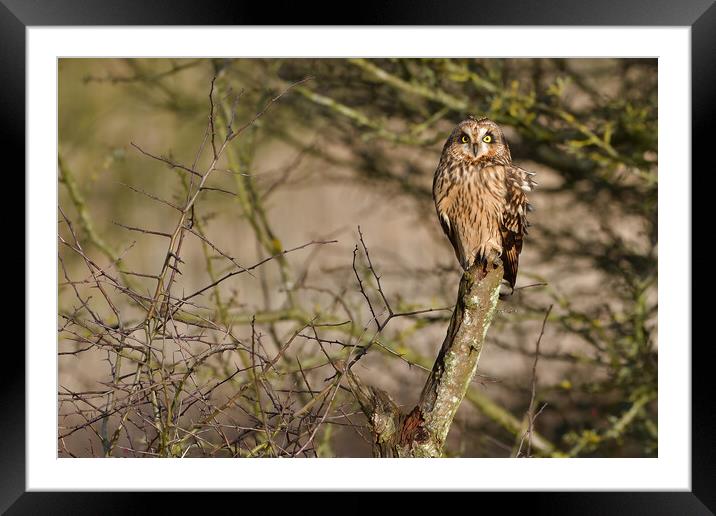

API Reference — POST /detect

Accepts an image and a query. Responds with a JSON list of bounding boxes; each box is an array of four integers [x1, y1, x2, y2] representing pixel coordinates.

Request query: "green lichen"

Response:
[[417, 267, 503, 456]]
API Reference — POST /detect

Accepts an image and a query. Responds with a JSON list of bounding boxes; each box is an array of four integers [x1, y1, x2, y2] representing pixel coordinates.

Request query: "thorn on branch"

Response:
[[130, 142, 203, 178]]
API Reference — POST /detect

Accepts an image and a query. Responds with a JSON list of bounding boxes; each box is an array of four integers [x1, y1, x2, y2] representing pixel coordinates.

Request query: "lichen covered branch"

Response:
[[349, 264, 503, 457]]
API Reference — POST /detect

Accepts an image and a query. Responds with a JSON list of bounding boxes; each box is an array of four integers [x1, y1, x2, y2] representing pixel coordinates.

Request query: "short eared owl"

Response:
[[432, 116, 536, 289]]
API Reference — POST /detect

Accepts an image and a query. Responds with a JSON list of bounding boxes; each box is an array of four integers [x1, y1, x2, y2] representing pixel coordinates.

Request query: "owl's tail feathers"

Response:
[[501, 236, 521, 293], [502, 260, 518, 292]]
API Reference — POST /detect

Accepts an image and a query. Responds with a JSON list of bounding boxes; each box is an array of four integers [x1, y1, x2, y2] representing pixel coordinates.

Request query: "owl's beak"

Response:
[[471, 143, 479, 157]]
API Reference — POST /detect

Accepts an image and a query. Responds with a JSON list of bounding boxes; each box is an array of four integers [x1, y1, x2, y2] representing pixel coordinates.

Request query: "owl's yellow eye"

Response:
[[482, 134, 493, 143], [460, 134, 470, 144]]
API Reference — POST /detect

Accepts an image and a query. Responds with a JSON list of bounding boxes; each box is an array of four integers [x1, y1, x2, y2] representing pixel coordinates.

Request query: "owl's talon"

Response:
[[485, 248, 503, 269]]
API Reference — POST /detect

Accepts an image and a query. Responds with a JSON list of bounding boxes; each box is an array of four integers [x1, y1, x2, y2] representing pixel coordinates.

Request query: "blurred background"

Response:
[[58, 58, 657, 458]]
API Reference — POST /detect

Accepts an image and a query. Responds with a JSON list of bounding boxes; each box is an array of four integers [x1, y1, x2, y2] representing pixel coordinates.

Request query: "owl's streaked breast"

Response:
[[434, 162, 508, 268]]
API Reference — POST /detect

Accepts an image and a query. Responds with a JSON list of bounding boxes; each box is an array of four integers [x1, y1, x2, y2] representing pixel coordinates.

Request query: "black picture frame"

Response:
[[4, 1, 711, 513]]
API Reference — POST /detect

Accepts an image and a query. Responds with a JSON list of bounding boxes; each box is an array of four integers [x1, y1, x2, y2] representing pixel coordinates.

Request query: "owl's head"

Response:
[[442, 116, 511, 166]]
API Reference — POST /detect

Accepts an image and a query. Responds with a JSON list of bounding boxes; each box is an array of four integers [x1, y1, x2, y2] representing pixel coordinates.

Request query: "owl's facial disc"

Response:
[[473, 128, 497, 157], [449, 117, 510, 164], [458, 131, 480, 157]]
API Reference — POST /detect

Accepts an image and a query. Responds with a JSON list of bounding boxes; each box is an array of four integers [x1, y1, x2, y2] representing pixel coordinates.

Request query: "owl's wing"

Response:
[[501, 165, 536, 289], [433, 165, 467, 269], [437, 208, 467, 268]]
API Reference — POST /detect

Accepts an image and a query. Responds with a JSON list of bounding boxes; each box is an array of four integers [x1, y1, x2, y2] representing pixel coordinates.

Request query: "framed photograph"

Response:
[[7, 0, 712, 511]]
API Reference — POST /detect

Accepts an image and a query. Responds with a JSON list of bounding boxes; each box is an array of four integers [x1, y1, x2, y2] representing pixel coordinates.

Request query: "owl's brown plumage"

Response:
[[433, 116, 536, 289]]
